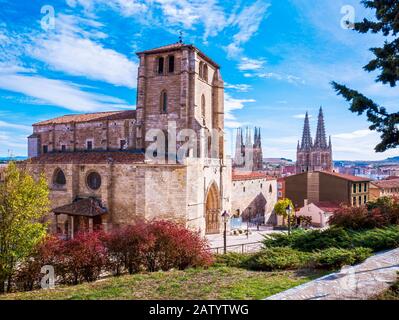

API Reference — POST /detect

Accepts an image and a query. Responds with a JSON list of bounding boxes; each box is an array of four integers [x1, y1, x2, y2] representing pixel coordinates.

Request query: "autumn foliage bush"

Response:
[[11, 220, 212, 292], [329, 197, 399, 230]]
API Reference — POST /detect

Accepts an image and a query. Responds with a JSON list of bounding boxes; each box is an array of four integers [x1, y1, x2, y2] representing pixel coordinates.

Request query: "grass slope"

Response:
[[0, 267, 326, 300]]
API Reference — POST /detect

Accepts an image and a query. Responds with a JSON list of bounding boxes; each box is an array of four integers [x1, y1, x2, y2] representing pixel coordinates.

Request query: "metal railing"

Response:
[[211, 241, 263, 255]]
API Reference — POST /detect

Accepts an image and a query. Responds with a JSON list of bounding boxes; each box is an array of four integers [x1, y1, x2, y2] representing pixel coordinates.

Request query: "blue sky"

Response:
[[0, 0, 398, 160]]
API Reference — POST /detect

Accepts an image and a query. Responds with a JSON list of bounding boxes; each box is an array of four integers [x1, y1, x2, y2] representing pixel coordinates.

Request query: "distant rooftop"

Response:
[[232, 171, 275, 181], [33, 110, 136, 126], [371, 179, 399, 189]]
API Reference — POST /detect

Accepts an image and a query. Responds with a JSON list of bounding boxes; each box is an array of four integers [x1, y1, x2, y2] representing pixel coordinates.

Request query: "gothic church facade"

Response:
[[296, 107, 333, 174]]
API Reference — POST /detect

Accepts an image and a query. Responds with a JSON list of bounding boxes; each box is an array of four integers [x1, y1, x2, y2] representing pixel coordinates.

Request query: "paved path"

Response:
[[205, 226, 280, 253], [267, 248, 399, 300]]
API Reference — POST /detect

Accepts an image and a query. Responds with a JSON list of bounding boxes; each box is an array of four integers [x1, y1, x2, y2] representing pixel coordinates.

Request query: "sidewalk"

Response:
[[205, 226, 280, 252], [266, 248, 399, 300]]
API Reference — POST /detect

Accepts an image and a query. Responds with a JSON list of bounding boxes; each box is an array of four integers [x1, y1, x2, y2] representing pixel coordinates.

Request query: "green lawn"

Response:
[[0, 267, 326, 300]]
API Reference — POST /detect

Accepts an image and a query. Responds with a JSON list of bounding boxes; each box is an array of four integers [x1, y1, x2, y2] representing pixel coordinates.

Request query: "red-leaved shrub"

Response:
[[60, 232, 108, 284], [330, 197, 399, 230], [102, 222, 155, 275], [145, 220, 213, 271]]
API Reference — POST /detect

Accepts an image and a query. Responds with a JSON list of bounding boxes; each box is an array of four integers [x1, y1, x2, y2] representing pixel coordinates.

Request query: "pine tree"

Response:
[[331, 0, 399, 152]]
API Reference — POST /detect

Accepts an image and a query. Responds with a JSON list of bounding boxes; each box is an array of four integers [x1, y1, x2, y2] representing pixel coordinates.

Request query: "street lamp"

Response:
[[285, 205, 292, 235], [221, 211, 230, 254], [247, 207, 252, 239]]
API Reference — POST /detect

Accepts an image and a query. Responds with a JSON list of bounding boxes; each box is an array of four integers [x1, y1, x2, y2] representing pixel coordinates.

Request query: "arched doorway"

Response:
[[205, 183, 221, 234]]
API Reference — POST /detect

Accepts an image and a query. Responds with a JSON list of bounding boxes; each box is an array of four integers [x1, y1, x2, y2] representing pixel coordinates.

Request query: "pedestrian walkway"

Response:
[[266, 248, 399, 300], [205, 226, 280, 253]]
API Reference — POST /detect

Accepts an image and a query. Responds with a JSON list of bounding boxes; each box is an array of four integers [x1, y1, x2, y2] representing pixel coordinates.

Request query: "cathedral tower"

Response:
[[233, 127, 263, 172], [296, 108, 333, 173]]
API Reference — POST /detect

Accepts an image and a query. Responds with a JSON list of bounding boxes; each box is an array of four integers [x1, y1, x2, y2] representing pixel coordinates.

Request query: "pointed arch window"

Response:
[[160, 90, 168, 113], [201, 94, 206, 119], [53, 168, 66, 187]]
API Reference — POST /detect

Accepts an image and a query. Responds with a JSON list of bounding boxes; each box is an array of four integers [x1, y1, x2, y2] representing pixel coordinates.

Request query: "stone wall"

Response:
[[231, 177, 277, 224], [32, 118, 136, 154]]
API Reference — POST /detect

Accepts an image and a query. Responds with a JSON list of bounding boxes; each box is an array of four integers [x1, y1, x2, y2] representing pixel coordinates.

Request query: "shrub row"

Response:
[[216, 246, 373, 271], [12, 221, 212, 292], [329, 197, 399, 230], [263, 226, 399, 252]]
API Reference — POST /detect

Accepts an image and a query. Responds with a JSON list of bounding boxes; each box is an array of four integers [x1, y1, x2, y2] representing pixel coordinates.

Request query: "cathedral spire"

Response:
[[314, 107, 328, 149], [300, 112, 312, 150]]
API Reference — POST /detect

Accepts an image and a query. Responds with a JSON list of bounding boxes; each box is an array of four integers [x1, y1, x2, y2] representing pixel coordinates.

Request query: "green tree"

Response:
[[0, 162, 50, 293], [332, 0, 399, 152], [274, 198, 295, 226]]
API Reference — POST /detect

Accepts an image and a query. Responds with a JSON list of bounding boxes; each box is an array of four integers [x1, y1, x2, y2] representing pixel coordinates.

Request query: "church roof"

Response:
[[25, 151, 145, 164], [33, 110, 136, 126], [232, 171, 275, 181], [53, 198, 108, 217]]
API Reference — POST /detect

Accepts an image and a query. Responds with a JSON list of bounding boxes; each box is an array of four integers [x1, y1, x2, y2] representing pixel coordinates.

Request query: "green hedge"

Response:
[[215, 247, 372, 271], [263, 226, 399, 252]]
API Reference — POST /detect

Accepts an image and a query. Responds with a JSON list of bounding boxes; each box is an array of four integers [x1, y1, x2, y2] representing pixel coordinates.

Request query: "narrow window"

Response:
[[160, 90, 168, 113], [87, 141, 93, 151], [203, 64, 208, 82], [168, 55, 175, 73], [353, 184, 356, 194], [353, 197, 356, 206], [201, 94, 206, 118], [199, 62, 203, 78], [269, 185, 273, 193], [53, 169, 66, 186], [364, 195, 367, 204], [364, 183, 367, 192], [43, 145, 48, 154], [158, 57, 164, 74], [358, 196, 362, 206], [61, 145, 66, 152], [243, 187, 246, 192], [120, 140, 126, 150]]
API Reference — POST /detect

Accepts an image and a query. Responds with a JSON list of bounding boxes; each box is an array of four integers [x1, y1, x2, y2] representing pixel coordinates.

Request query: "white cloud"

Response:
[[0, 74, 133, 112], [226, 1, 270, 58], [29, 14, 137, 88], [238, 57, 266, 71], [0, 120, 31, 132], [224, 93, 255, 128], [333, 129, 372, 140], [224, 83, 252, 92]]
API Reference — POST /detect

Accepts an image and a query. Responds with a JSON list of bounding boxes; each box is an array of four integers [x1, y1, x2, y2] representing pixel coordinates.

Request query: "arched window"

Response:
[[201, 94, 206, 118], [168, 55, 175, 73], [160, 90, 168, 113], [158, 57, 164, 74], [199, 62, 203, 78], [203, 64, 208, 82], [269, 185, 273, 193], [53, 169, 66, 187], [87, 172, 102, 191]]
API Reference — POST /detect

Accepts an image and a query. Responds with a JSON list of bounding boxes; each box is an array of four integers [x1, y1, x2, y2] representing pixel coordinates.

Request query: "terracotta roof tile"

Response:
[[25, 151, 145, 165], [321, 171, 371, 182], [313, 201, 342, 213], [136, 42, 187, 54], [232, 171, 275, 181], [33, 110, 136, 126], [371, 179, 399, 189]]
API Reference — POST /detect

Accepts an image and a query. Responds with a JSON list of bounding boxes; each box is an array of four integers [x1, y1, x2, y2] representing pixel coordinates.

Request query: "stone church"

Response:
[[296, 107, 333, 174], [22, 42, 277, 237]]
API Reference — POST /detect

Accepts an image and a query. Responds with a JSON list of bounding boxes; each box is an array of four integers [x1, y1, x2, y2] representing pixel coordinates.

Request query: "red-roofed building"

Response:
[[370, 179, 399, 200], [297, 201, 342, 227]]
